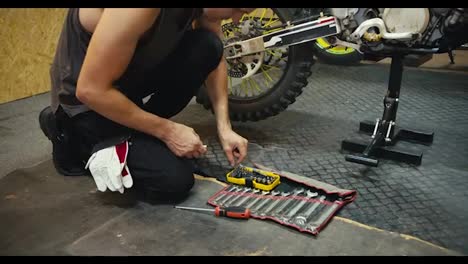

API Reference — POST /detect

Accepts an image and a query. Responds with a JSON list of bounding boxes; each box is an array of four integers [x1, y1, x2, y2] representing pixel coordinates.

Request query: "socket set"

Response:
[[208, 185, 343, 235], [226, 165, 281, 192]]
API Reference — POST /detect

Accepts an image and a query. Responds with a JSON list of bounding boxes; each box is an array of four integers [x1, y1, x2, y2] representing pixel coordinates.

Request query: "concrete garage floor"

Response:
[[0, 62, 467, 255]]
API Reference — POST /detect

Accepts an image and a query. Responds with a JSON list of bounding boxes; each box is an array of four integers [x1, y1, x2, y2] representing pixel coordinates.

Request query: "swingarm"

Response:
[[224, 16, 341, 60]]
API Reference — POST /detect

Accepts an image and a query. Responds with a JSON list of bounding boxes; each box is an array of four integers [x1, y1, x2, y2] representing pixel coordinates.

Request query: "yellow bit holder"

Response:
[[226, 165, 281, 191]]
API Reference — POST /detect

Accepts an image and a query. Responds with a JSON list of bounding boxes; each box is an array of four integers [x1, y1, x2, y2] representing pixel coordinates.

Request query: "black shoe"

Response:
[[39, 106, 87, 176]]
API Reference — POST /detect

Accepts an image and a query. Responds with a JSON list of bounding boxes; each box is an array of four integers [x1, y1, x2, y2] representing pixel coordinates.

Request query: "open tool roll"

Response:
[[207, 163, 357, 235]]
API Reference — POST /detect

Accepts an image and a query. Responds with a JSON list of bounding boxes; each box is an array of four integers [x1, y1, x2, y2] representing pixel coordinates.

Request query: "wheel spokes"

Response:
[[223, 8, 289, 99]]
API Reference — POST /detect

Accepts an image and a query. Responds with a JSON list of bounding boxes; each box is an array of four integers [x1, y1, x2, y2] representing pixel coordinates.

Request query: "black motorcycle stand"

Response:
[[341, 53, 434, 167]]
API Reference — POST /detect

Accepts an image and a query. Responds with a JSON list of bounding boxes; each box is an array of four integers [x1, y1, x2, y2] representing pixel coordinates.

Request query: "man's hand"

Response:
[[219, 129, 248, 167], [163, 122, 207, 159]]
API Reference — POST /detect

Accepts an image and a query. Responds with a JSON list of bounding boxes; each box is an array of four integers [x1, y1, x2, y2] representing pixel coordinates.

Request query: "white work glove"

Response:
[[85, 140, 133, 193]]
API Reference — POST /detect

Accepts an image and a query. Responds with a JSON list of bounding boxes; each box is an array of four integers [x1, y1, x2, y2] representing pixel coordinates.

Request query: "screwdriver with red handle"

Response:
[[174, 205, 251, 219]]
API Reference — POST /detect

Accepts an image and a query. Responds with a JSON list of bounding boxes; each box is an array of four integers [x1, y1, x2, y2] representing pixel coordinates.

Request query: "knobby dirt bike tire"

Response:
[[196, 8, 316, 122]]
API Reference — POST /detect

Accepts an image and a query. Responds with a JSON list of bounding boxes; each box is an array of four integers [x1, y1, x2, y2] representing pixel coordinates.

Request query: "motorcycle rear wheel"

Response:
[[196, 8, 315, 122]]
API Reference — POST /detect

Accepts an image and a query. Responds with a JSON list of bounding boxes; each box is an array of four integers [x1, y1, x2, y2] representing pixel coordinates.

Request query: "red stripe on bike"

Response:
[[319, 17, 335, 24]]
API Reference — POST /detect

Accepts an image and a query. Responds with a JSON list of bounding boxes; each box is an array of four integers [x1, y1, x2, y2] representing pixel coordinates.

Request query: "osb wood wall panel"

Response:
[[0, 8, 66, 104]]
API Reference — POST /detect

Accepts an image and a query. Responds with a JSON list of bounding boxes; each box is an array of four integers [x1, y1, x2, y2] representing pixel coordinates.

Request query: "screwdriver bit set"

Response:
[[226, 164, 281, 191]]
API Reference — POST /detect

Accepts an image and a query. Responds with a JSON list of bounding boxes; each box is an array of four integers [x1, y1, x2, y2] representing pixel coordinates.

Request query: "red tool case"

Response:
[[207, 163, 357, 235]]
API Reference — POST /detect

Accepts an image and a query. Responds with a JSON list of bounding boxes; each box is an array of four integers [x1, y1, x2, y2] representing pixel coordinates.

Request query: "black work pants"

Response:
[[61, 28, 223, 202]]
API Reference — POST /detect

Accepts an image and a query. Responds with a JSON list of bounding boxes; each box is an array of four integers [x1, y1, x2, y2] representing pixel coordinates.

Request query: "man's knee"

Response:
[[130, 154, 194, 196], [139, 159, 194, 202], [126, 133, 196, 202], [139, 162, 194, 192], [158, 158, 195, 194]]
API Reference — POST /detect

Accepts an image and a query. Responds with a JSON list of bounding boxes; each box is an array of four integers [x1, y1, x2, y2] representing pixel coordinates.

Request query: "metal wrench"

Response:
[[216, 186, 241, 206], [293, 195, 326, 226], [222, 187, 252, 207], [245, 190, 270, 209], [282, 190, 318, 221], [306, 203, 339, 233], [260, 191, 292, 216], [251, 191, 280, 214], [233, 189, 260, 207], [213, 185, 239, 204], [272, 188, 305, 216]]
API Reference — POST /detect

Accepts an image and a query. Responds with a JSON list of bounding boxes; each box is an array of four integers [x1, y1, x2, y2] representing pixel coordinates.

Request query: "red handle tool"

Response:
[[174, 205, 251, 219]]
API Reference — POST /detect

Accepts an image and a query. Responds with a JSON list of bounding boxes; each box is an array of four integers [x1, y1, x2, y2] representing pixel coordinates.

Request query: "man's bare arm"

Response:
[[196, 16, 248, 165], [77, 8, 206, 158], [195, 17, 231, 133], [77, 8, 173, 140]]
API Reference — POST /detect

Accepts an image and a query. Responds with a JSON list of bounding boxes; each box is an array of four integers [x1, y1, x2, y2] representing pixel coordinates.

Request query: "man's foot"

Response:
[[39, 106, 87, 176]]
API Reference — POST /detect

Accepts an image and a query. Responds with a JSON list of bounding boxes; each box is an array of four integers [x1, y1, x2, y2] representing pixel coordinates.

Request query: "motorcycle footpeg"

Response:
[[345, 154, 379, 167]]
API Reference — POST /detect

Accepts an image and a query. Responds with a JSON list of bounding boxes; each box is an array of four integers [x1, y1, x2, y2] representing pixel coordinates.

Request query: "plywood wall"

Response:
[[0, 8, 67, 104]]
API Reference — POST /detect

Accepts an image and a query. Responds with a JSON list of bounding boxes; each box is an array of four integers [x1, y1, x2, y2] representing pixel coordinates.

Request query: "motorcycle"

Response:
[[196, 8, 468, 122]]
